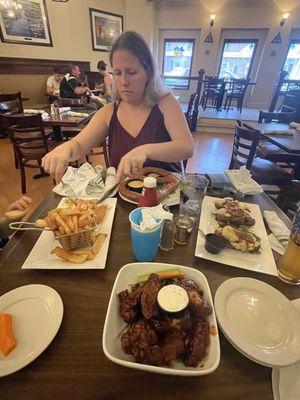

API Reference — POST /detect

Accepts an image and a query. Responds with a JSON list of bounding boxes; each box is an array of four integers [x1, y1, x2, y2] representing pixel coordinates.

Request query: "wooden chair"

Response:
[[185, 92, 197, 131], [200, 77, 224, 110], [229, 121, 292, 188], [0, 92, 23, 114], [224, 79, 250, 112], [0, 114, 58, 194], [0, 92, 24, 166]]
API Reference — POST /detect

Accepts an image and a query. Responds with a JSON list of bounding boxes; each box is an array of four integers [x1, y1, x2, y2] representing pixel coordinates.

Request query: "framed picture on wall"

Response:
[[0, 0, 53, 46], [89, 8, 123, 52]]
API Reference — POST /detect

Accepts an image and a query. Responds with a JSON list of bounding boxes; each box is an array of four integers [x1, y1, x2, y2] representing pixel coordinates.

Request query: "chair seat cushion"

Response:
[[250, 157, 291, 185]]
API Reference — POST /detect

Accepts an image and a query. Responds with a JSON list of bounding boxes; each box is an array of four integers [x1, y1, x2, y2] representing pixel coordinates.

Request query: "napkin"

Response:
[[264, 210, 290, 255], [264, 129, 296, 136], [23, 109, 49, 120], [140, 204, 173, 231], [24, 108, 46, 114], [289, 122, 300, 132], [53, 162, 105, 198], [225, 166, 263, 195], [58, 107, 71, 114], [66, 111, 89, 117], [104, 167, 117, 192]]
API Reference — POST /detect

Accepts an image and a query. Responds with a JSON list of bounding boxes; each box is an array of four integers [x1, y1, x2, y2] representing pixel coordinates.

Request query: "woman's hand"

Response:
[[8, 196, 32, 212], [42, 144, 72, 183], [116, 146, 148, 180]]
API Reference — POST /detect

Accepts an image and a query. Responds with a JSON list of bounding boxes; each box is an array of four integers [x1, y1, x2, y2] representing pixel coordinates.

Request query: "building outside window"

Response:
[[219, 39, 258, 79], [283, 40, 300, 80], [162, 39, 195, 89]]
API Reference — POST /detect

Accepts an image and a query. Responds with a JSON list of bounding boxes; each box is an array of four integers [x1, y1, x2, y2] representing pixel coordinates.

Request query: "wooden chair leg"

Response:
[[13, 148, 19, 169], [20, 164, 26, 194]]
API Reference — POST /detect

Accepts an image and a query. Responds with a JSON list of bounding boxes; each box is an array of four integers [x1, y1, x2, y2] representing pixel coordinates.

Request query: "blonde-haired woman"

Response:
[[42, 31, 193, 182]]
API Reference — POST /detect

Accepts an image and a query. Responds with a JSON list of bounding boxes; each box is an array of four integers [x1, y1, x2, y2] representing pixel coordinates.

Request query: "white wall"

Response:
[[0, 0, 125, 70]]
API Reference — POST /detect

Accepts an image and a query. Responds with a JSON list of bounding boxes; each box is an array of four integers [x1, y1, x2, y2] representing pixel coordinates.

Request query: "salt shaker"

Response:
[[160, 219, 174, 251]]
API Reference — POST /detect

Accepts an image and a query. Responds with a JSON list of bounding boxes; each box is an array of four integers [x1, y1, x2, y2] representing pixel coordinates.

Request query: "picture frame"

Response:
[[0, 0, 53, 46], [89, 8, 123, 52]]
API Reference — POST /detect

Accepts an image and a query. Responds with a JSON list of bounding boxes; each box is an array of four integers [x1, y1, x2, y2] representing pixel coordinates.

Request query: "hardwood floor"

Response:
[[0, 132, 233, 217]]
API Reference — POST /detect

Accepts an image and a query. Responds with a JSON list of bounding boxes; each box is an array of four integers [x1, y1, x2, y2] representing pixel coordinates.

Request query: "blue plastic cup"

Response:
[[129, 208, 162, 262]]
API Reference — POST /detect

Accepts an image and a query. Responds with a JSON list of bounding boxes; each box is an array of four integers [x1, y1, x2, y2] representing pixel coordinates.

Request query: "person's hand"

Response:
[[8, 196, 32, 211], [116, 146, 148, 181], [42, 145, 71, 183]]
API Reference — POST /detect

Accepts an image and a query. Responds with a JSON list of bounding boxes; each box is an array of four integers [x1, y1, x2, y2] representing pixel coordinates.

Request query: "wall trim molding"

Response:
[[0, 57, 90, 75]]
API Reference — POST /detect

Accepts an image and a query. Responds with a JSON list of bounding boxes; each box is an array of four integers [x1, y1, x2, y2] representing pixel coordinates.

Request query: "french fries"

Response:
[[35, 201, 108, 235], [51, 233, 107, 263], [35, 200, 109, 264]]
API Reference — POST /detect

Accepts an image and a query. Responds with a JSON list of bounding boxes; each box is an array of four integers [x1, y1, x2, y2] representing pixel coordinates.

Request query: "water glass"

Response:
[[179, 174, 209, 223], [129, 208, 162, 262]]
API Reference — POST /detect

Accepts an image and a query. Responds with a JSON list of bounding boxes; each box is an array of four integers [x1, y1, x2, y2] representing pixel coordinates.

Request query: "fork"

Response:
[[64, 186, 78, 201]]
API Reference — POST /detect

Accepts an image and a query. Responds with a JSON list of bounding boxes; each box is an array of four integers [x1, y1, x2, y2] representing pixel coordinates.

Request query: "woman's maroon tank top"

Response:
[[107, 103, 181, 173]]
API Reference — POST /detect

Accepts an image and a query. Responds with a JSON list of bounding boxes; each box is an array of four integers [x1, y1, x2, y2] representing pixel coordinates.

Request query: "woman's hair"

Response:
[[110, 31, 170, 107], [97, 60, 107, 71]]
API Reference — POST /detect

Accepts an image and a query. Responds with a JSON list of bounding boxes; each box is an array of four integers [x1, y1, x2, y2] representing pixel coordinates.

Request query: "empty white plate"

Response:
[[272, 299, 300, 400], [214, 278, 300, 368], [0, 284, 63, 377]]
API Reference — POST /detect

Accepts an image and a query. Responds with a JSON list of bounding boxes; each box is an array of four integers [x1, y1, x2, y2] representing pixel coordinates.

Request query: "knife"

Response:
[[96, 180, 124, 204]]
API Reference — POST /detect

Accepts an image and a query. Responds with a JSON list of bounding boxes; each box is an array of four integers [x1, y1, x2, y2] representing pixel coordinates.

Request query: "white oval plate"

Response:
[[272, 299, 300, 400], [0, 284, 63, 377], [214, 278, 300, 368], [103, 262, 220, 376], [119, 187, 180, 207]]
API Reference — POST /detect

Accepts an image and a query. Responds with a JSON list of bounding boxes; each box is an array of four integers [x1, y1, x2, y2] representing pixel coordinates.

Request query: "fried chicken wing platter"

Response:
[[212, 198, 261, 253], [118, 270, 215, 369], [35, 199, 108, 263]]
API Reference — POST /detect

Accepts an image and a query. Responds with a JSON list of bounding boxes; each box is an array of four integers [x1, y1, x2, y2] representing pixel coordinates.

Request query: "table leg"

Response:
[[52, 126, 63, 141]]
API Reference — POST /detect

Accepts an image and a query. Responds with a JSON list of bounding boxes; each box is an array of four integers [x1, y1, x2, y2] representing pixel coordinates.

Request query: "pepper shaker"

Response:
[[160, 219, 174, 251]]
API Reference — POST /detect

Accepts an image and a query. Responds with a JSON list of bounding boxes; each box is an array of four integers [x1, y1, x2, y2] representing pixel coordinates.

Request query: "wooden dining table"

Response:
[[0, 190, 298, 400], [245, 121, 300, 154], [42, 108, 96, 129]]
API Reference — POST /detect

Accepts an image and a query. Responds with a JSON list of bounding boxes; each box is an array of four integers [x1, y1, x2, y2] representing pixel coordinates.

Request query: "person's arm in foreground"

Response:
[[116, 94, 194, 179]]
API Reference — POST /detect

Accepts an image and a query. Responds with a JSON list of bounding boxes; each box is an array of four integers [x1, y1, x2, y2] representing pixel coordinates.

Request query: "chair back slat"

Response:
[[0, 92, 23, 114], [229, 120, 261, 170]]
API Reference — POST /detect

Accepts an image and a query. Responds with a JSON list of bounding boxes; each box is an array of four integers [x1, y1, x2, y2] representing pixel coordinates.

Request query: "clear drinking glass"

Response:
[[179, 174, 209, 223]]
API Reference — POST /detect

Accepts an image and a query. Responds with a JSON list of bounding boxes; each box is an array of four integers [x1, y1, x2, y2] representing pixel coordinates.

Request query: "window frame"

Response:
[[282, 39, 300, 80], [218, 38, 259, 79], [162, 38, 195, 90]]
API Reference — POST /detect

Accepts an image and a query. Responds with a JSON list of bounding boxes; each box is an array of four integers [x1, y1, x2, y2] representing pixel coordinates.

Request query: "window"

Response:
[[162, 39, 195, 89], [283, 40, 300, 79], [218, 39, 258, 79]]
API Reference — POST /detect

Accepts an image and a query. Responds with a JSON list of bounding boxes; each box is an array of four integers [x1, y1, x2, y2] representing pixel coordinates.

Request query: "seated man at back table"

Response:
[[60, 63, 101, 110], [47, 67, 63, 101]]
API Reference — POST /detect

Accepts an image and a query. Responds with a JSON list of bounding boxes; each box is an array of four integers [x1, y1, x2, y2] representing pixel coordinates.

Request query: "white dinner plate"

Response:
[[103, 262, 220, 376], [22, 197, 117, 270], [0, 284, 63, 377], [215, 278, 300, 368], [195, 196, 277, 276], [272, 299, 300, 400]]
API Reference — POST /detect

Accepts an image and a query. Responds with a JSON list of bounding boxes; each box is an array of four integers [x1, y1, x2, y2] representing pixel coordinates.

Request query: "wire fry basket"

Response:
[[54, 222, 97, 252]]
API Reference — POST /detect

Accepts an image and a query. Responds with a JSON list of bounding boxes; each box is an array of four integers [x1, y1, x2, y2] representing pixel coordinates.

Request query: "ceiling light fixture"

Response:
[[210, 14, 216, 27], [280, 12, 290, 26]]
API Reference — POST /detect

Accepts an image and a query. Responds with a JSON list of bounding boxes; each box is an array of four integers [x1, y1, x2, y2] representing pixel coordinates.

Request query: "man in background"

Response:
[[60, 63, 102, 109], [46, 67, 63, 101]]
